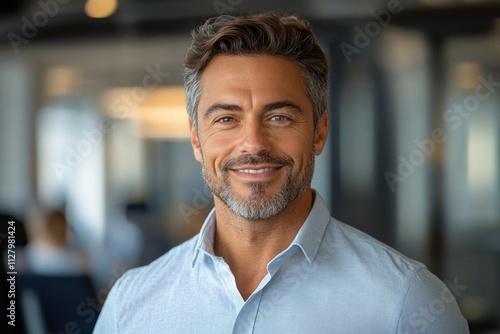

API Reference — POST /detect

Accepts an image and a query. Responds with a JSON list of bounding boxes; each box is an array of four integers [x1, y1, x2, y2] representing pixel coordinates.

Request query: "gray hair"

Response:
[[183, 12, 329, 130]]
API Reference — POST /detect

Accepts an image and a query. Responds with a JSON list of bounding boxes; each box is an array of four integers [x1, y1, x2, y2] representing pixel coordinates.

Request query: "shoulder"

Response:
[[322, 219, 468, 332], [396, 268, 469, 332], [94, 235, 200, 333], [317, 218, 426, 307], [325, 218, 424, 275], [111, 234, 199, 296], [94, 235, 199, 332]]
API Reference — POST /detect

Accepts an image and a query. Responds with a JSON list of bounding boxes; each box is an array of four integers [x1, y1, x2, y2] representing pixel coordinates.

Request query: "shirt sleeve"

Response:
[[93, 275, 123, 333], [396, 267, 469, 334]]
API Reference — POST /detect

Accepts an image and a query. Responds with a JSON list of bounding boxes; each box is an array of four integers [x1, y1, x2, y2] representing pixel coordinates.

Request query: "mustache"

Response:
[[221, 154, 293, 171]]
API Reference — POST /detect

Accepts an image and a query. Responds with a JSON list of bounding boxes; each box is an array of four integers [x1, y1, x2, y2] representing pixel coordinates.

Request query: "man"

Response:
[[94, 13, 469, 333]]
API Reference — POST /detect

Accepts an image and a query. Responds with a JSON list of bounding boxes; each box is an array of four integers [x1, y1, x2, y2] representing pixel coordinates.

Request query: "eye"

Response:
[[215, 116, 234, 123], [270, 115, 290, 122]]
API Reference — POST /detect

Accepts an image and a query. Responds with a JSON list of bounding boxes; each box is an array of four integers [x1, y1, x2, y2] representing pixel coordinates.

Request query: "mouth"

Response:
[[229, 165, 284, 180], [234, 167, 280, 174]]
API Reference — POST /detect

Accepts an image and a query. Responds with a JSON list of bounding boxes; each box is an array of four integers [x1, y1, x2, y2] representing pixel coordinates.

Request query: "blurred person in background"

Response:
[[19, 209, 89, 275], [95, 12, 469, 333]]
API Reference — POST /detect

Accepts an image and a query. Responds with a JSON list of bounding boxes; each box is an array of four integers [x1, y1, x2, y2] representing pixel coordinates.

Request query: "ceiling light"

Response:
[[85, 0, 118, 19]]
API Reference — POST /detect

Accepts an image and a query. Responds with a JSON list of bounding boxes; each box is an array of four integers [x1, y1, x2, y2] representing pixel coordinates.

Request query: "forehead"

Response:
[[198, 55, 310, 110]]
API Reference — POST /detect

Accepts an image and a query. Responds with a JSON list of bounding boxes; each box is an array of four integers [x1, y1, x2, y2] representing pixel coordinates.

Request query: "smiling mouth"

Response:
[[236, 167, 279, 174]]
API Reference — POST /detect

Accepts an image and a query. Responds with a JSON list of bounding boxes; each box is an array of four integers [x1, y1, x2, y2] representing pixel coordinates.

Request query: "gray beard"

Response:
[[201, 151, 315, 221]]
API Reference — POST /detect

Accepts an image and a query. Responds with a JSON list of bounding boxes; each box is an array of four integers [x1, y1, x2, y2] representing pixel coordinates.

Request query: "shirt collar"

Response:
[[191, 190, 331, 267], [290, 191, 331, 264], [191, 207, 217, 267]]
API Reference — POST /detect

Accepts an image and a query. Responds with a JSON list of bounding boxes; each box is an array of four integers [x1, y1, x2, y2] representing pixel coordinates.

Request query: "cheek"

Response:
[[201, 136, 232, 170], [274, 132, 314, 158]]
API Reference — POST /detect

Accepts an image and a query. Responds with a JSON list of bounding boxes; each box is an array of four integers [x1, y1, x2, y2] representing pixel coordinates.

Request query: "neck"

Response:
[[213, 188, 314, 299]]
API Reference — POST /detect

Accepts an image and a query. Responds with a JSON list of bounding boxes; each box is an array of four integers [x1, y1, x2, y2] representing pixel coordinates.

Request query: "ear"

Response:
[[189, 119, 203, 162], [313, 111, 329, 155]]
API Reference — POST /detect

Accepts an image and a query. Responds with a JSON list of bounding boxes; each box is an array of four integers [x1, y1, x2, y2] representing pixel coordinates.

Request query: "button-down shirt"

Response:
[[94, 192, 469, 333]]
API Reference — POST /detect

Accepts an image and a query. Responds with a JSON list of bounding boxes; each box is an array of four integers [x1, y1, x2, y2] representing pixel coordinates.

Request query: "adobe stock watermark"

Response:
[[400, 277, 467, 333], [7, 0, 72, 54], [339, 0, 413, 64], [178, 185, 213, 225], [52, 64, 170, 181], [385, 73, 500, 192], [75, 267, 126, 324], [213, 0, 243, 15], [45, 266, 127, 334]]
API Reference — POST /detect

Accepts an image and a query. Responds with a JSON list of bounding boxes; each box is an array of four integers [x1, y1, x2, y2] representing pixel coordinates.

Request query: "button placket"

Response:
[[213, 257, 244, 311]]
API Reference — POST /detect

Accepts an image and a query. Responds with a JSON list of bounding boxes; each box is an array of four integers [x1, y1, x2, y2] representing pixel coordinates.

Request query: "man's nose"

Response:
[[238, 118, 271, 155]]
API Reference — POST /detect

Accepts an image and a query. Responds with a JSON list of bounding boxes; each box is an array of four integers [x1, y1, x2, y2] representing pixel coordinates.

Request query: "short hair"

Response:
[[183, 12, 329, 129]]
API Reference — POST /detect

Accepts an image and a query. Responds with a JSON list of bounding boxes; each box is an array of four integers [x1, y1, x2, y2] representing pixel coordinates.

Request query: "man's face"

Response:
[[190, 55, 328, 221]]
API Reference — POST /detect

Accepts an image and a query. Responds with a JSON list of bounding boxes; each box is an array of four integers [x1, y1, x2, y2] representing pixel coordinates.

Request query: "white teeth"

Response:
[[239, 167, 276, 174]]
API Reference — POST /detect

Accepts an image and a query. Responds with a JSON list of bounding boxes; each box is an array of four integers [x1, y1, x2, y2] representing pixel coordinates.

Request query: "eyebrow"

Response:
[[203, 103, 242, 120], [202, 100, 303, 120], [262, 101, 303, 114]]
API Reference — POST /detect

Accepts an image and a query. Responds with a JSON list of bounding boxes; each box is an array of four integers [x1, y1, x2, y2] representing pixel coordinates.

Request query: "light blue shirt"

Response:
[[94, 192, 469, 333]]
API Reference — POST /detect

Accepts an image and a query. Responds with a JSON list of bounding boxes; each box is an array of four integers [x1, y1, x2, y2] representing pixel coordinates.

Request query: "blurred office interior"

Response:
[[0, 0, 499, 332]]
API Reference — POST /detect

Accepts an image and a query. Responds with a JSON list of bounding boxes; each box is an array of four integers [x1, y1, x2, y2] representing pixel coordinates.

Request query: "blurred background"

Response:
[[0, 0, 499, 333]]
